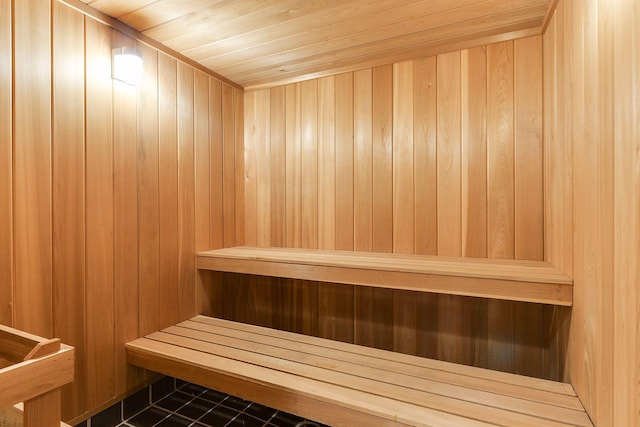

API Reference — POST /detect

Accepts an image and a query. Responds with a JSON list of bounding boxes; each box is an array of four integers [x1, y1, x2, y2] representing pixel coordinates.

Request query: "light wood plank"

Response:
[[194, 69, 211, 314], [285, 83, 302, 247], [243, 90, 258, 247], [255, 89, 272, 247], [222, 84, 236, 246], [461, 46, 487, 258], [413, 57, 437, 256], [209, 78, 224, 250], [112, 32, 141, 394], [0, 0, 12, 327], [197, 247, 573, 305], [233, 88, 245, 246], [372, 65, 393, 254], [158, 52, 180, 328], [270, 86, 287, 247], [436, 51, 462, 257], [334, 74, 354, 251], [514, 36, 543, 261], [392, 61, 414, 254], [136, 43, 160, 335], [317, 77, 336, 251], [84, 18, 115, 409], [13, 0, 53, 338], [301, 80, 318, 249], [354, 69, 373, 252], [51, 2, 86, 418], [177, 62, 196, 320], [127, 316, 592, 427]]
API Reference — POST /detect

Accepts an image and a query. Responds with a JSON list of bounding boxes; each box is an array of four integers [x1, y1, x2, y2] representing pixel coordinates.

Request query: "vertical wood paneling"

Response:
[[354, 70, 372, 252], [13, 0, 52, 338], [137, 43, 160, 336], [513, 36, 544, 378], [6, 2, 245, 421], [486, 41, 515, 373], [487, 41, 515, 259], [301, 80, 318, 249], [158, 52, 180, 329], [255, 89, 271, 246], [209, 79, 224, 250], [436, 51, 461, 257], [222, 85, 236, 246], [84, 17, 115, 409], [242, 37, 555, 381], [334, 74, 354, 251], [177, 63, 195, 320], [194, 70, 211, 314], [112, 31, 140, 391], [243, 90, 257, 246], [372, 65, 393, 254], [0, 0, 12, 327], [52, 3, 85, 416], [317, 77, 335, 250], [270, 86, 286, 247], [413, 58, 437, 256], [461, 47, 487, 259], [545, 0, 640, 424], [285, 83, 302, 247], [514, 37, 543, 261], [234, 89, 245, 246], [392, 62, 414, 254]]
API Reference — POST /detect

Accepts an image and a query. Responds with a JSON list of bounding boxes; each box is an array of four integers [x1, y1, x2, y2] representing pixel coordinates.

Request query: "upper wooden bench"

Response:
[[197, 246, 573, 306], [126, 315, 591, 427]]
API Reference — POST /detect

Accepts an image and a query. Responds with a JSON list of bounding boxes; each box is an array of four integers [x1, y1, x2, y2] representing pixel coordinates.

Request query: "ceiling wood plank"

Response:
[[73, 0, 552, 88]]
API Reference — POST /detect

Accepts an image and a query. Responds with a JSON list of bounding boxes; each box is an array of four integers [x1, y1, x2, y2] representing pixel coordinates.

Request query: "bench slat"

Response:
[[127, 337, 492, 427], [157, 326, 588, 426], [196, 247, 573, 305], [126, 316, 592, 427], [192, 315, 576, 396], [180, 319, 582, 411]]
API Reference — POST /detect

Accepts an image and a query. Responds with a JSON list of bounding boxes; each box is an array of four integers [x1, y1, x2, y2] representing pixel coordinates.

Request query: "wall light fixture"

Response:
[[112, 47, 143, 86]]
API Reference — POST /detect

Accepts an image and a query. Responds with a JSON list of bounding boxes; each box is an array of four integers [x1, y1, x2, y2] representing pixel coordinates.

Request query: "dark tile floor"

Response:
[[79, 377, 329, 427]]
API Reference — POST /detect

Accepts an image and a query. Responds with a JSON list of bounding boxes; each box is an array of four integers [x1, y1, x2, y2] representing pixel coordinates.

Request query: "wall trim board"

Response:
[[541, 0, 561, 33], [57, 0, 243, 91]]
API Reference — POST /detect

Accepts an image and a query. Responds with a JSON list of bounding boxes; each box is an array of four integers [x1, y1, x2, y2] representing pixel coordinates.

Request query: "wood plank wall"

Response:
[[545, 0, 640, 425], [216, 35, 566, 380], [0, 0, 243, 422]]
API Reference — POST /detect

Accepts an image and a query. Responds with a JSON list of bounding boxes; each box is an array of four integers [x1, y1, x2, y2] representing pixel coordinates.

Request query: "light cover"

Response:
[[112, 47, 143, 86]]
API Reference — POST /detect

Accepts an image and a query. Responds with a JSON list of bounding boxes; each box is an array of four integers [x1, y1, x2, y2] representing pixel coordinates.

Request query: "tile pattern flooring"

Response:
[[77, 377, 329, 427]]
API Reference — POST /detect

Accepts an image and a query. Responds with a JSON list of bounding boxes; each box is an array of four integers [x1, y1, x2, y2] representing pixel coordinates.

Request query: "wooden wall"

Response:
[[545, 0, 640, 425], [218, 35, 567, 380], [0, 0, 243, 422]]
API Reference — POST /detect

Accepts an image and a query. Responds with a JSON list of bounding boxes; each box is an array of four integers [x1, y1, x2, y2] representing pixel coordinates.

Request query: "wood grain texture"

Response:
[[544, 0, 640, 425], [5, 1, 245, 422], [436, 51, 462, 257], [177, 63, 196, 321], [372, 65, 394, 254], [127, 316, 593, 427], [13, 0, 53, 338], [85, 17, 115, 410], [112, 31, 141, 392], [158, 52, 180, 329], [240, 39, 555, 378], [77, 0, 553, 88], [194, 70, 211, 314], [52, 3, 85, 417], [392, 62, 414, 254], [137, 42, 160, 335], [0, 0, 12, 327]]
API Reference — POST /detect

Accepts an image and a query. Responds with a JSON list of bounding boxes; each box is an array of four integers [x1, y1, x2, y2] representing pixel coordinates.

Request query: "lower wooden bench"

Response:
[[126, 316, 592, 427]]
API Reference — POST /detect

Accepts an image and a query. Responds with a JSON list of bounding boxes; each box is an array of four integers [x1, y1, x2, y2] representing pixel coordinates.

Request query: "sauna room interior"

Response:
[[0, 0, 638, 426]]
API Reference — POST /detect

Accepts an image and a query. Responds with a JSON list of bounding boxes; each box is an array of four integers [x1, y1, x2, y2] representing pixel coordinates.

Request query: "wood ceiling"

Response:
[[76, 0, 554, 90]]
